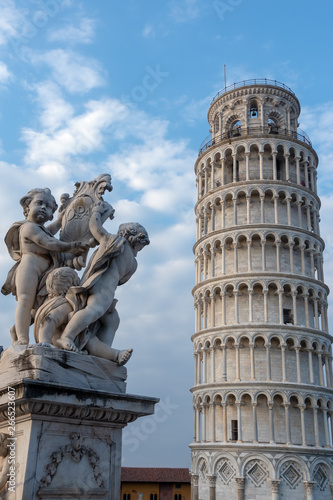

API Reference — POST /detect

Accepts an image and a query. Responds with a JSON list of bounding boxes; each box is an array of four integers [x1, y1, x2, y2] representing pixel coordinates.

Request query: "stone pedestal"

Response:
[[0, 346, 158, 500]]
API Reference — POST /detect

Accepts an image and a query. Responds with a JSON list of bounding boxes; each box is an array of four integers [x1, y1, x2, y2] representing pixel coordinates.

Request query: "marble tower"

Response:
[[190, 80, 333, 499]]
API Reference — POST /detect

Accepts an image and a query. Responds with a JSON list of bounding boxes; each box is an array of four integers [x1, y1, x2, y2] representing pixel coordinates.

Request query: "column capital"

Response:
[[190, 473, 199, 487], [304, 481, 316, 493], [271, 479, 280, 493], [207, 474, 216, 486], [235, 477, 245, 489]]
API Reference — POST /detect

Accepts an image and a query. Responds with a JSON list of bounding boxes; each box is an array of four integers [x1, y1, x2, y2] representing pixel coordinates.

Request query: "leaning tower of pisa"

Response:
[[190, 80, 333, 500]]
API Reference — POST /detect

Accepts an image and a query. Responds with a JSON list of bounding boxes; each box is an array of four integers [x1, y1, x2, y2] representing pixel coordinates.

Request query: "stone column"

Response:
[[248, 289, 253, 322], [295, 347, 301, 383], [211, 402, 216, 442], [246, 196, 251, 224], [233, 198, 237, 225], [202, 348, 207, 383], [271, 479, 280, 500], [221, 158, 225, 185], [283, 403, 291, 445], [211, 292, 215, 327], [292, 291, 297, 326], [313, 406, 320, 447], [266, 343, 271, 381], [304, 293, 310, 327], [222, 343, 227, 380], [232, 154, 237, 183], [284, 153, 290, 180], [263, 288, 268, 323], [274, 195, 278, 223], [300, 405, 307, 446], [278, 290, 283, 324], [234, 291, 239, 324], [221, 200, 225, 229], [204, 165, 208, 194], [260, 195, 265, 223], [281, 344, 287, 382], [252, 402, 258, 442], [250, 343, 256, 380], [211, 204, 215, 232], [211, 162, 215, 189], [259, 152, 264, 179], [276, 240, 281, 272], [235, 343, 240, 381], [304, 481, 316, 500], [191, 473, 199, 500], [221, 291, 226, 325], [297, 200, 302, 227], [268, 402, 275, 443], [207, 475, 216, 500], [247, 240, 252, 271], [201, 403, 206, 441], [245, 153, 250, 180], [235, 477, 245, 500], [236, 402, 242, 442], [295, 156, 301, 184], [211, 346, 216, 383], [261, 240, 266, 271], [286, 196, 291, 225], [233, 242, 239, 273], [318, 351, 324, 386], [307, 347, 314, 383], [304, 161, 309, 188], [272, 152, 277, 180], [289, 242, 294, 273], [222, 402, 228, 442], [323, 408, 330, 447]]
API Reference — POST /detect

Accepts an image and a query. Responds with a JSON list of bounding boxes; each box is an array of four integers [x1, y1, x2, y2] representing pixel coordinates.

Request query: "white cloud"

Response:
[[0, 0, 23, 45], [27, 49, 105, 93], [31, 81, 74, 131], [300, 103, 333, 192], [142, 24, 156, 38], [0, 62, 12, 84], [21, 97, 127, 168], [48, 17, 96, 44], [168, 0, 202, 22]]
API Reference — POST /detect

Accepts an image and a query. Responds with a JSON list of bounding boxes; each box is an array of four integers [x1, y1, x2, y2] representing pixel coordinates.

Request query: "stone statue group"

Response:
[[1, 174, 149, 365]]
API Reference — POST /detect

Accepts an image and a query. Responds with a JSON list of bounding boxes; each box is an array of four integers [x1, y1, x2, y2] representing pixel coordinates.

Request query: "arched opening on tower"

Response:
[[249, 99, 258, 119], [276, 145, 285, 180]]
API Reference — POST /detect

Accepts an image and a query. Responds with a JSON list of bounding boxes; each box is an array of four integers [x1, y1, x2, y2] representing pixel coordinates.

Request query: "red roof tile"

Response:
[[121, 468, 191, 483]]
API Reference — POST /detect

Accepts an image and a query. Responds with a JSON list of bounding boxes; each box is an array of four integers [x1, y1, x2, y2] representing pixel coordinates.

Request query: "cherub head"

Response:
[[46, 267, 80, 298], [117, 223, 150, 253], [20, 188, 58, 224]]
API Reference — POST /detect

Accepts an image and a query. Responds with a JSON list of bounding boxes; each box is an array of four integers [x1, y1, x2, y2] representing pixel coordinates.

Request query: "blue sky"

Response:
[[0, 0, 333, 468]]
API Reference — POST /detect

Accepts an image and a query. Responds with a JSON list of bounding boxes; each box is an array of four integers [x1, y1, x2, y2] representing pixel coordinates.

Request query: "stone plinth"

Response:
[[0, 346, 158, 500]]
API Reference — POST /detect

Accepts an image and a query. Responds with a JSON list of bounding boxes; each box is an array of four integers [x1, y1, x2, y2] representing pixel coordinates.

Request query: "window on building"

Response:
[[283, 308, 293, 324], [175, 484, 181, 489], [250, 100, 258, 118], [268, 117, 279, 134], [231, 419, 238, 441], [231, 120, 241, 137], [150, 494, 158, 500], [175, 494, 182, 500], [123, 495, 131, 500]]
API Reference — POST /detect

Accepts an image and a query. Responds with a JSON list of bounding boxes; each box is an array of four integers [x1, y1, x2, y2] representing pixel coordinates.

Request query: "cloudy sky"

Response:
[[0, 0, 333, 468]]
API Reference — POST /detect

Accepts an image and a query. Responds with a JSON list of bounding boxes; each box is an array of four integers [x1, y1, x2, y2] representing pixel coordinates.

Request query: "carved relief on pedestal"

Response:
[[37, 433, 108, 498]]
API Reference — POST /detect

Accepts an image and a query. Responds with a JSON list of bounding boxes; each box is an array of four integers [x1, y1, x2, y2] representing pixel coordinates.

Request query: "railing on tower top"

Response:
[[198, 126, 312, 156], [211, 79, 295, 103]]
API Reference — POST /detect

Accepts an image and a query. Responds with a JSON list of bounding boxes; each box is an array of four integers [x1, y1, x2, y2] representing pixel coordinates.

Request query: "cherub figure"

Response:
[[55, 202, 149, 363], [1, 188, 88, 345], [34, 266, 131, 365]]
